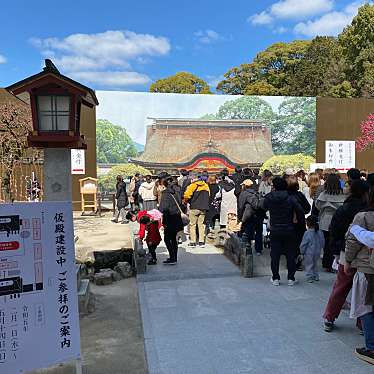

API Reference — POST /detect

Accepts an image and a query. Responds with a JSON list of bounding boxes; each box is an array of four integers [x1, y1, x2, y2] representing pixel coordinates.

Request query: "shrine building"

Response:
[[131, 118, 273, 174]]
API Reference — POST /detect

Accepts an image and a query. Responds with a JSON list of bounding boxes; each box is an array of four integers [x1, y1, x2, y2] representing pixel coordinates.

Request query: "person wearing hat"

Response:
[[183, 172, 210, 247], [238, 179, 264, 255]]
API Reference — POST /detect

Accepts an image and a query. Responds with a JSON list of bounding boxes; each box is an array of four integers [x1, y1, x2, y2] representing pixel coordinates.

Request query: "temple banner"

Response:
[[0, 202, 80, 373]]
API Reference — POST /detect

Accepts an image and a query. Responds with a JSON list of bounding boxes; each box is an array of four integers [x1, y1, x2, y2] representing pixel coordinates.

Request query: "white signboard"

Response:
[[325, 140, 356, 171], [71, 149, 85, 175], [310, 163, 326, 172], [0, 202, 80, 373]]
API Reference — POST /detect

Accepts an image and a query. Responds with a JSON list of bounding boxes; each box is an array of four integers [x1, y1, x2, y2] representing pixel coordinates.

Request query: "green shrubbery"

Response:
[[98, 163, 150, 192], [260, 154, 315, 175]]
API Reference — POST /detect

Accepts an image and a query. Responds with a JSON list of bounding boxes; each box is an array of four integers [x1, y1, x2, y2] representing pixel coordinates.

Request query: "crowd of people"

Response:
[[112, 165, 374, 365]]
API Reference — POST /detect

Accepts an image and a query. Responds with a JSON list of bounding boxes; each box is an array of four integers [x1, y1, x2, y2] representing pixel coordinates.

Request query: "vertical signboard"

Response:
[[325, 140, 356, 171], [0, 202, 80, 373], [71, 150, 85, 175]]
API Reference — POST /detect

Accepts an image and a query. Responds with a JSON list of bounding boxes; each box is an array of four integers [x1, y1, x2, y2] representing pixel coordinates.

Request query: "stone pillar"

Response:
[[240, 242, 254, 278], [43, 148, 72, 201]]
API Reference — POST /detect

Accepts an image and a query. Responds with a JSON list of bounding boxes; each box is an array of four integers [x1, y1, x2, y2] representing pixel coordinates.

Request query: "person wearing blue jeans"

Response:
[[361, 309, 374, 352], [346, 221, 374, 364]]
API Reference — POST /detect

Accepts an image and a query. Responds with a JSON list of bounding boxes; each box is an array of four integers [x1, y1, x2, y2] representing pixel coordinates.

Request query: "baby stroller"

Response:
[[263, 216, 271, 249]]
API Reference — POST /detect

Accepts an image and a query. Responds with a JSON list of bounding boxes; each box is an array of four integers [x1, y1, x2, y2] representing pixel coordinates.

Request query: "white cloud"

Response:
[[249, 11, 273, 25], [294, 1, 363, 37], [31, 30, 170, 72], [69, 71, 151, 88], [271, 0, 334, 20], [194, 29, 223, 44], [249, 0, 334, 26], [30, 30, 170, 88], [0, 54, 6, 64]]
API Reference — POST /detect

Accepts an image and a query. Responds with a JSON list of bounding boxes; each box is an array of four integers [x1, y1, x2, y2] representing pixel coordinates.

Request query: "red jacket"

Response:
[[137, 211, 162, 246]]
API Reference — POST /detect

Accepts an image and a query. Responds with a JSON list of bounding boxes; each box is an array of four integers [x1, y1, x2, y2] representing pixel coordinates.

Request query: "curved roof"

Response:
[[134, 118, 273, 167]]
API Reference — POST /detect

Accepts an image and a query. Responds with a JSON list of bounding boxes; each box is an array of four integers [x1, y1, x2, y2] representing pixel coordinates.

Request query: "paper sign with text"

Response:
[[71, 149, 85, 175], [325, 140, 355, 171], [0, 202, 80, 374]]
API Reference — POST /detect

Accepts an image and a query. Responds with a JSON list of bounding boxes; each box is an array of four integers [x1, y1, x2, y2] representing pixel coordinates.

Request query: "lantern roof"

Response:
[[6, 59, 99, 107]]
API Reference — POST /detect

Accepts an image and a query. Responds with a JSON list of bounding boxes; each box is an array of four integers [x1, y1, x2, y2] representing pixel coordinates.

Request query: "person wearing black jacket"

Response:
[[112, 175, 129, 224], [287, 176, 311, 269], [323, 179, 369, 332], [238, 179, 264, 255], [159, 178, 184, 265], [231, 166, 244, 198], [205, 175, 220, 232], [263, 177, 304, 286]]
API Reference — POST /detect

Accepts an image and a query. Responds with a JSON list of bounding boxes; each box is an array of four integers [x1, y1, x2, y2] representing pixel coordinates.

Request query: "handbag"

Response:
[[171, 194, 190, 227]]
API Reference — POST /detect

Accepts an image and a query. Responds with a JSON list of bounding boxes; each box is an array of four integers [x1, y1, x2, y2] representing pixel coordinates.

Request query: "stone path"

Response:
[[137, 243, 373, 374], [73, 214, 132, 262]]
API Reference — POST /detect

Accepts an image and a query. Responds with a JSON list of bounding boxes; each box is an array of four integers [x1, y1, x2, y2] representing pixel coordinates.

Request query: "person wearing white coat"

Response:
[[216, 176, 237, 227]]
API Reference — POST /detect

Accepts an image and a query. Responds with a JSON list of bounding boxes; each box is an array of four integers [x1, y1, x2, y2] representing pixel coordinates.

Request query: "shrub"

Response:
[[260, 154, 315, 175], [98, 163, 151, 192]]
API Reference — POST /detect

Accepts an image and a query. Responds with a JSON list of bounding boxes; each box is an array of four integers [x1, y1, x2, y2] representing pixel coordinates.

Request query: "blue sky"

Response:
[[0, 0, 368, 91]]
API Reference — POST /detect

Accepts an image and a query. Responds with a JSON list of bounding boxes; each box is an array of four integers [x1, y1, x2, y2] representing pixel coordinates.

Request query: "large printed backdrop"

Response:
[[96, 92, 316, 164]]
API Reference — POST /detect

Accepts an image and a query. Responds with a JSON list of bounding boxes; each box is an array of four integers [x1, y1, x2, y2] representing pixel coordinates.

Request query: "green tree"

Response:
[[150, 72, 212, 94], [273, 97, 316, 156], [98, 163, 150, 192], [216, 64, 256, 95], [96, 119, 138, 164], [289, 37, 349, 97], [339, 3, 374, 97], [244, 80, 279, 96], [215, 96, 275, 121], [217, 40, 310, 95], [260, 154, 315, 175], [327, 81, 357, 98]]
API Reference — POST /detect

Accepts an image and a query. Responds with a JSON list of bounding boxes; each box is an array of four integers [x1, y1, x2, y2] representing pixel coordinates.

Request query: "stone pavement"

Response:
[[29, 278, 147, 374], [138, 242, 373, 374], [73, 213, 132, 262]]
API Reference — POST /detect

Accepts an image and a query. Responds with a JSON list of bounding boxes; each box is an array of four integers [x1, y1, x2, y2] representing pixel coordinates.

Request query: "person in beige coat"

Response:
[[345, 190, 374, 365]]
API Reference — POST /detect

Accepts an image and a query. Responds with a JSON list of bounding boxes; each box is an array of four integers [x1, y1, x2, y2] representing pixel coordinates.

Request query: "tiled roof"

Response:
[[135, 118, 273, 166]]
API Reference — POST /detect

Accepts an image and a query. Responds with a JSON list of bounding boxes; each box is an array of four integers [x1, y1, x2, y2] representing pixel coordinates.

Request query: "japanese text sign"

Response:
[[0, 202, 80, 373], [325, 140, 356, 171], [71, 149, 85, 175]]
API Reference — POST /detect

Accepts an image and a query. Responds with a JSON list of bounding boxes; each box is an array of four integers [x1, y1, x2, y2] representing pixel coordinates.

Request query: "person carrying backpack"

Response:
[[238, 179, 265, 255]]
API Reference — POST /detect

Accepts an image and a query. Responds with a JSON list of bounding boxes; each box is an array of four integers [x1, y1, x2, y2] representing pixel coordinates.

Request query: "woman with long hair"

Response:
[[259, 169, 273, 197], [159, 177, 184, 265], [304, 172, 321, 207], [316, 174, 347, 271]]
